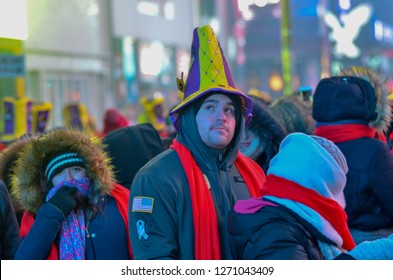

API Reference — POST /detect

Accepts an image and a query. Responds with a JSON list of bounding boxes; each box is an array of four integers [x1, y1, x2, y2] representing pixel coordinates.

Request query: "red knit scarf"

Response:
[[171, 139, 264, 259], [315, 124, 376, 143], [20, 183, 132, 259], [262, 174, 356, 250]]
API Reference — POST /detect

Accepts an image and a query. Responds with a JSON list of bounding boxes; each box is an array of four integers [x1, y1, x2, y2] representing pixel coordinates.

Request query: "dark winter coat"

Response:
[[228, 200, 354, 260], [0, 180, 20, 259], [15, 195, 129, 260], [229, 201, 326, 260], [336, 138, 393, 230]]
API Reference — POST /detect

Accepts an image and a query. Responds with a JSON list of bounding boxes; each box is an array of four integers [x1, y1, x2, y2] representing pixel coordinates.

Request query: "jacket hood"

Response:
[[269, 95, 315, 135], [339, 66, 392, 133], [11, 129, 116, 214], [247, 96, 286, 172], [102, 123, 165, 189]]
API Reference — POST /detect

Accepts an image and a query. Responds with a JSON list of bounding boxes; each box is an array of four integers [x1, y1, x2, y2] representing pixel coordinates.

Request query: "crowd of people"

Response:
[[1, 24, 393, 260]]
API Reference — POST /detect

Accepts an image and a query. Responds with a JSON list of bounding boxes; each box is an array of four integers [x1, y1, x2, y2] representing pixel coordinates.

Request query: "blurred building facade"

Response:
[[1, 0, 393, 136], [243, 0, 393, 98]]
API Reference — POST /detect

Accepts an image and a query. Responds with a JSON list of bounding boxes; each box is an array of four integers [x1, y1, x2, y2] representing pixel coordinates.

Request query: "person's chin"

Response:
[[211, 140, 230, 150], [240, 143, 250, 150]]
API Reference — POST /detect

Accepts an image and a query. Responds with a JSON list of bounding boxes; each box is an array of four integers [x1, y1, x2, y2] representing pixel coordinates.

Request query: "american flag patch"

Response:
[[132, 196, 154, 213]]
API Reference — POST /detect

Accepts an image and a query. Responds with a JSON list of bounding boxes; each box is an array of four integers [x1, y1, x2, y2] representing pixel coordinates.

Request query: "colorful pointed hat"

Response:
[[169, 25, 253, 130]]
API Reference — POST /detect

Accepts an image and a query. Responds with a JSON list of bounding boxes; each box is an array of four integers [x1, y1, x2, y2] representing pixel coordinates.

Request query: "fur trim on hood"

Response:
[[339, 66, 392, 133], [270, 95, 315, 135], [0, 136, 37, 186], [11, 129, 116, 214]]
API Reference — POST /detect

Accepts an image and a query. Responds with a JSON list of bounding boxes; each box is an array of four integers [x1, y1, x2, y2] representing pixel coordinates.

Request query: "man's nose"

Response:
[[215, 108, 227, 120]]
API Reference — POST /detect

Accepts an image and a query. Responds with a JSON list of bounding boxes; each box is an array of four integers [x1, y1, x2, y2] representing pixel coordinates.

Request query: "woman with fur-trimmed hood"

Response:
[[239, 95, 286, 173], [11, 129, 132, 260], [312, 67, 393, 244]]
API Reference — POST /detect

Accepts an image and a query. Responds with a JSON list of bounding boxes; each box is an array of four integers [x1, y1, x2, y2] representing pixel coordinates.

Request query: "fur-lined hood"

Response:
[[270, 95, 315, 135], [11, 129, 116, 214], [247, 96, 286, 172], [0, 137, 36, 184], [339, 66, 392, 133]]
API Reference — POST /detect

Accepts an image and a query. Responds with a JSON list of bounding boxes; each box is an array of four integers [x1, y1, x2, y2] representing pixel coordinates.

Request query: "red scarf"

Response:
[[315, 124, 376, 143], [171, 140, 264, 259], [20, 183, 132, 259], [262, 174, 356, 250]]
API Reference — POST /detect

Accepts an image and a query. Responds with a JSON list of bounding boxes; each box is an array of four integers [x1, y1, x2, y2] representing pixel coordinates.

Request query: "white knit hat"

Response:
[[268, 133, 348, 208]]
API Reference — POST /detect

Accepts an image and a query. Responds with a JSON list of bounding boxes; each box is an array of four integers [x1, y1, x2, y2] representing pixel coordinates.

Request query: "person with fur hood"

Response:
[[11, 129, 132, 260], [312, 67, 393, 244], [239, 95, 286, 173]]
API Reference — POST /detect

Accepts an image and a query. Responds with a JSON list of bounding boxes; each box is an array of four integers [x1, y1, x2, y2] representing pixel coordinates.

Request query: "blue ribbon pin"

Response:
[[136, 220, 149, 240]]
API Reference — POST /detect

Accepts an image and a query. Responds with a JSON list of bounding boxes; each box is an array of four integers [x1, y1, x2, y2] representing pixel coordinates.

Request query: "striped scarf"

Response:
[[46, 177, 91, 260]]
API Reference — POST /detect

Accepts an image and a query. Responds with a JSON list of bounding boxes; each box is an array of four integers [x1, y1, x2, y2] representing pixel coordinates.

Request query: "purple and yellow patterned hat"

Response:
[[169, 25, 253, 131]]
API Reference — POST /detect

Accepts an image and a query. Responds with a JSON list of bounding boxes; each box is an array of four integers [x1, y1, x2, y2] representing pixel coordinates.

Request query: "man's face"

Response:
[[195, 94, 236, 150]]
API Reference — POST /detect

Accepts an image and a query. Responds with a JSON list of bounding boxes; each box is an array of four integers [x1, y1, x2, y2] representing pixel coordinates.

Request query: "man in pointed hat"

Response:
[[129, 25, 265, 259]]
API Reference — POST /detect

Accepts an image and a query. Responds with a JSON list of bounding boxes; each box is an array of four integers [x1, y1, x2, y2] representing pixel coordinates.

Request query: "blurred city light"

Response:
[[0, 0, 28, 40]]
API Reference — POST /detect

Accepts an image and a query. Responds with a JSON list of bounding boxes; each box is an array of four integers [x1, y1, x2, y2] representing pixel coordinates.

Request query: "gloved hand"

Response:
[[48, 187, 78, 217], [348, 234, 393, 260]]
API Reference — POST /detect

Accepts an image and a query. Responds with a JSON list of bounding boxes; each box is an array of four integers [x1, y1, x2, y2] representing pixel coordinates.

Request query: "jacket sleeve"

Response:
[[129, 170, 187, 260], [15, 203, 64, 259], [0, 182, 20, 259]]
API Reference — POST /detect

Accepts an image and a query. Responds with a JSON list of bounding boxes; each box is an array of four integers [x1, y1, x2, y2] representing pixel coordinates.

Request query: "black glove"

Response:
[[48, 187, 78, 216]]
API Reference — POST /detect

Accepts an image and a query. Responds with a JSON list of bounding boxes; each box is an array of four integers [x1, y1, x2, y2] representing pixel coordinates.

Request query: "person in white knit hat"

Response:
[[229, 132, 393, 260]]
